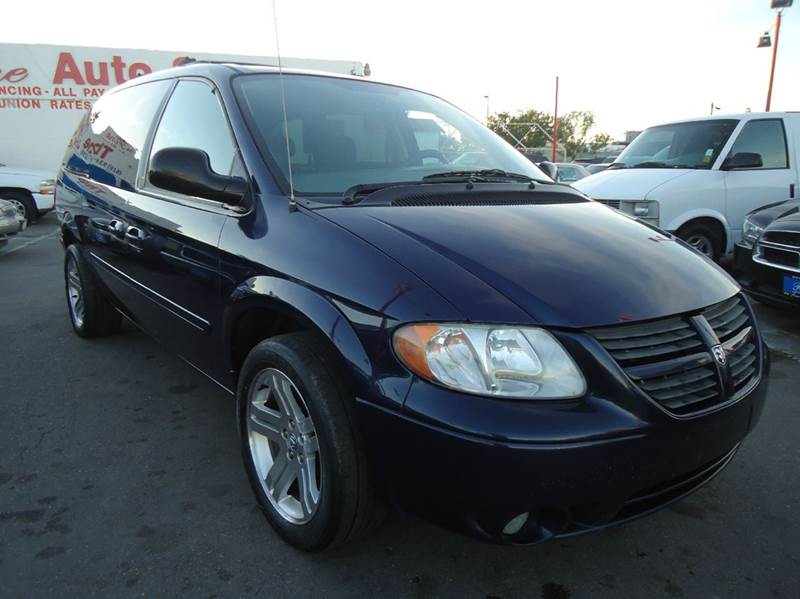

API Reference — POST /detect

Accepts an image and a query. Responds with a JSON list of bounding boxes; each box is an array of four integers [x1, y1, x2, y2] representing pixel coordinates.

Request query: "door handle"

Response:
[[125, 226, 147, 242], [108, 219, 127, 237]]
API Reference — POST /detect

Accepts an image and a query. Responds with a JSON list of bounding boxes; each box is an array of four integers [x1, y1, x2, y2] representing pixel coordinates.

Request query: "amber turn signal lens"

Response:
[[392, 324, 440, 379]]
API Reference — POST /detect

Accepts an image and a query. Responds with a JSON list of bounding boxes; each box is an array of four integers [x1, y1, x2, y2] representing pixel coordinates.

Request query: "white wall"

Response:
[[0, 43, 365, 175]]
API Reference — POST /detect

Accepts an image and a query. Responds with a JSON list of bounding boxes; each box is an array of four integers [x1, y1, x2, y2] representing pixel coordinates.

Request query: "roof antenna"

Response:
[[272, 0, 296, 211]]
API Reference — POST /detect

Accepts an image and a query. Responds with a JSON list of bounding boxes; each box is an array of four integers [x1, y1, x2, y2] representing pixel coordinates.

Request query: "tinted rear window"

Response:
[[62, 80, 171, 189]]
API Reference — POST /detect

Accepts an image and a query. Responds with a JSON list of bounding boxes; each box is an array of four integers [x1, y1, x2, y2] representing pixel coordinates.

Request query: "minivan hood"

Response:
[[320, 202, 739, 328], [573, 168, 692, 200]]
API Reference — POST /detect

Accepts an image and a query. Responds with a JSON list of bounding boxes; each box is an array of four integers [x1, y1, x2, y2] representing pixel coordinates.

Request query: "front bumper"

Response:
[[358, 344, 769, 544], [32, 192, 55, 213], [734, 242, 800, 307]]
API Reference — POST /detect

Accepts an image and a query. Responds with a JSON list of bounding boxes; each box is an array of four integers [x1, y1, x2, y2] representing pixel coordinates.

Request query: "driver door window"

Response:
[[149, 80, 238, 190], [727, 119, 788, 169]]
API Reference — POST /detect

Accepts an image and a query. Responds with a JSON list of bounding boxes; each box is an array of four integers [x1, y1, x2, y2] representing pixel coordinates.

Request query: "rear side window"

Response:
[[149, 80, 236, 177], [63, 80, 171, 190], [728, 119, 788, 169]]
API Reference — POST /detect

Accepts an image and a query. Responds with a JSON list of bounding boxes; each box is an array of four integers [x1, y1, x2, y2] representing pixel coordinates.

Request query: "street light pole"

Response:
[[484, 95, 490, 125], [765, 9, 782, 111], [552, 76, 559, 163]]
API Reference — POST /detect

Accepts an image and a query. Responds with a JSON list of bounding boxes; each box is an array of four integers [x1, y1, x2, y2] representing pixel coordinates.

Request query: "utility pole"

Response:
[[484, 95, 490, 125], [552, 76, 559, 163], [765, 9, 782, 111]]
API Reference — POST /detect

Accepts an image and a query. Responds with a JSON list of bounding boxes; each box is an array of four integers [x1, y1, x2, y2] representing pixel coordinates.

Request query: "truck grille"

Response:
[[587, 295, 760, 415], [755, 232, 800, 272], [595, 199, 621, 210], [763, 230, 800, 247]]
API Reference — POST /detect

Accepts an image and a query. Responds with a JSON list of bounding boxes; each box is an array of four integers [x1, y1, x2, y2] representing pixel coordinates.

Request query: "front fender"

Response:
[[222, 275, 413, 409]]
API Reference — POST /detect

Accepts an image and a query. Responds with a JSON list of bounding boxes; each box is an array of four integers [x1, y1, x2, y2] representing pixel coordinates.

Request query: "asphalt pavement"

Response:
[[1, 214, 798, 598]]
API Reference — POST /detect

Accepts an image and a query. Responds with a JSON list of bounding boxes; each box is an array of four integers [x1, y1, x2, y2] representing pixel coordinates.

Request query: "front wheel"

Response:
[[1, 192, 36, 226], [238, 333, 385, 551], [677, 222, 722, 262]]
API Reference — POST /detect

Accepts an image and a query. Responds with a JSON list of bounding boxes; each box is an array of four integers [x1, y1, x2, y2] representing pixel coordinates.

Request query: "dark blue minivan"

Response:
[[56, 62, 769, 551]]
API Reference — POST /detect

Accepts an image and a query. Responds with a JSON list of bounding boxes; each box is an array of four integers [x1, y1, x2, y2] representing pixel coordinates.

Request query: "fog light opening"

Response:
[[502, 512, 530, 536]]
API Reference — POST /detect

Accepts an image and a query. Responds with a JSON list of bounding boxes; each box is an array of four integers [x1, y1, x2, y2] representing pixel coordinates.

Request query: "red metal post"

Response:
[[552, 76, 559, 162], [766, 10, 782, 112]]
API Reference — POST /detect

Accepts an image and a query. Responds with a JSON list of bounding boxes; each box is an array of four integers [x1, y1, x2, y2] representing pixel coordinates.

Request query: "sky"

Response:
[[6, 0, 799, 140]]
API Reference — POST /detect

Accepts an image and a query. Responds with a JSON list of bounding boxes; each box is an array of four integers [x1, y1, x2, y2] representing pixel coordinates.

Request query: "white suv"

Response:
[[0, 163, 56, 225], [574, 112, 799, 260]]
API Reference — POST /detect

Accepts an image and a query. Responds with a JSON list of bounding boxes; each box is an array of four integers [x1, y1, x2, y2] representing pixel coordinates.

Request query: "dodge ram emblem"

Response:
[[712, 344, 727, 366]]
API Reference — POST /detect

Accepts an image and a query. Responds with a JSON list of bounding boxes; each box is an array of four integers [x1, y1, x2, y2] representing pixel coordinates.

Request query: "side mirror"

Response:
[[722, 152, 763, 170], [538, 161, 558, 180], [149, 147, 247, 204]]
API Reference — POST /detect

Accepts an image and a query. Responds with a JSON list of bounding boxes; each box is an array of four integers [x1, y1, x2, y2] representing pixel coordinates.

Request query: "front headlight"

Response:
[[393, 324, 586, 399], [741, 217, 764, 249], [620, 200, 659, 223], [38, 178, 55, 195]]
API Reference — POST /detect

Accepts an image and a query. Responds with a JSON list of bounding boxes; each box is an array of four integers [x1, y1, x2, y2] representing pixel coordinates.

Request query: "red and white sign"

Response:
[[0, 43, 366, 173]]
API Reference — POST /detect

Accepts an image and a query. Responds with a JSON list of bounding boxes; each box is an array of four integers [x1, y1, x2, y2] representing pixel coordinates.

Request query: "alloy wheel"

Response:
[[66, 255, 84, 328], [247, 368, 322, 524], [686, 234, 713, 258], [6, 198, 27, 220]]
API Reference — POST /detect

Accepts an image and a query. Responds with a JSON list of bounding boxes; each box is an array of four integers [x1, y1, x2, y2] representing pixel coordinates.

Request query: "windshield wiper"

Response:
[[342, 181, 418, 205], [342, 170, 539, 205], [606, 163, 626, 170], [631, 161, 668, 168], [632, 162, 697, 169], [422, 169, 536, 183]]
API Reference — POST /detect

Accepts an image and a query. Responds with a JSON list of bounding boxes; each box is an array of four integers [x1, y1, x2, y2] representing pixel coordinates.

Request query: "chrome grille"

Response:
[[754, 232, 800, 273], [763, 230, 800, 247], [704, 295, 747, 339], [703, 296, 758, 394], [590, 317, 702, 364], [587, 295, 760, 415]]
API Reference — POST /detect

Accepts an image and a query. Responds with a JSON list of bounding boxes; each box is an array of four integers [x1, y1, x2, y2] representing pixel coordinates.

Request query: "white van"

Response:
[[573, 112, 799, 260]]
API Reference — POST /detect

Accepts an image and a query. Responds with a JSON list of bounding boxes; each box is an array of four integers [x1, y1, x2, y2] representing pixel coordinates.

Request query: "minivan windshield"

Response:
[[612, 119, 738, 170], [234, 74, 550, 196]]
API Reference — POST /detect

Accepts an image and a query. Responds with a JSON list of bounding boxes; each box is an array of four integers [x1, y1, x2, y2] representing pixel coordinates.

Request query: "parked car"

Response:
[[57, 63, 768, 551], [584, 163, 611, 175], [574, 113, 799, 261], [0, 198, 26, 250], [0, 163, 56, 225], [554, 162, 590, 183], [734, 199, 800, 306]]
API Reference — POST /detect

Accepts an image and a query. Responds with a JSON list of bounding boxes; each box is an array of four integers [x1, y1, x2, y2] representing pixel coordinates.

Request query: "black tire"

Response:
[[64, 244, 122, 337], [676, 222, 722, 262], [0, 191, 37, 226], [237, 332, 385, 551]]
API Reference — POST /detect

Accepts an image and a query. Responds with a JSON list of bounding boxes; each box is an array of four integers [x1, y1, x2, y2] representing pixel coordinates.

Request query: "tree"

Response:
[[488, 109, 553, 150], [488, 109, 612, 161]]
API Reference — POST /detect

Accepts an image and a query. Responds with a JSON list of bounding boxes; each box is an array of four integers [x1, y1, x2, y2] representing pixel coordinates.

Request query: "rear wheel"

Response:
[[0, 191, 36, 226], [677, 222, 722, 261], [238, 332, 385, 551], [64, 245, 122, 337]]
